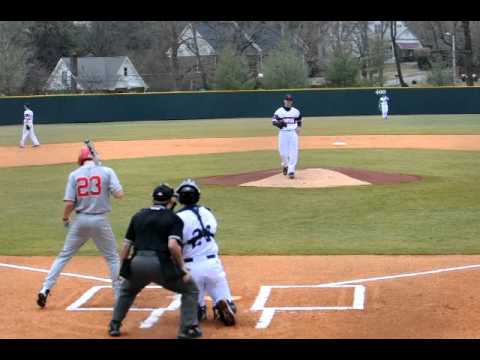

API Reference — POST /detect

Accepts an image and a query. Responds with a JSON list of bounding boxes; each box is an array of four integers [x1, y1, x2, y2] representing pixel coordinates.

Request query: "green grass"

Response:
[[1, 114, 480, 146], [1, 148, 480, 255]]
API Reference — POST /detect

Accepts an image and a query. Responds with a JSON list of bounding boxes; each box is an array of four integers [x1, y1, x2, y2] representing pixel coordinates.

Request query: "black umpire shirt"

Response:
[[124, 205, 184, 254]]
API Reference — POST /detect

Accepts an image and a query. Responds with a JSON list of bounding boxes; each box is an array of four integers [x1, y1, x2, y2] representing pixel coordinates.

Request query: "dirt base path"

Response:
[[2, 135, 480, 168], [2, 255, 480, 339]]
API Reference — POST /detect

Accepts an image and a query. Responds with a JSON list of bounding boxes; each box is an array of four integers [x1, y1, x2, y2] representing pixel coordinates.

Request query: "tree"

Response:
[[0, 22, 29, 95], [427, 56, 451, 85], [24, 21, 78, 93], [462, 21, 474, 86], [160, 21, 188, 91], [261, 39, 310, 89], [213, 45, 255, 90], [390, 21, 408, 87], [288, 21, 331, 77], [325, 48, 360, 86], [189, 22, 210, 90], [27, 21, 77, 72]]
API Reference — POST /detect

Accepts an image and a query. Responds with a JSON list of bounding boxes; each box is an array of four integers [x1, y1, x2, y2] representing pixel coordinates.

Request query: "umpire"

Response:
[[108, 183, 201, 339]]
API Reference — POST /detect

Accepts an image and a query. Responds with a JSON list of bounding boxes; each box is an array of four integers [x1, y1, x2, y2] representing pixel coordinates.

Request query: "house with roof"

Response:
[[370, 21, 423, 63], [45, 56, 148, 92], [168, 22, 305, 90]]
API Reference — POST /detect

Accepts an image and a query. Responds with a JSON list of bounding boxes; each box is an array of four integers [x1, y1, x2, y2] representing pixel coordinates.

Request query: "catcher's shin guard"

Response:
[[213, 299, 236, 326]]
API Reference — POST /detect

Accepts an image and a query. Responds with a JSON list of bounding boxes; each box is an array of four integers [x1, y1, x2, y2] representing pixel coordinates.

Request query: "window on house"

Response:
[[124, 67, 128, 76], [385, 46, 393, 58], [62, 71, 68, 86]]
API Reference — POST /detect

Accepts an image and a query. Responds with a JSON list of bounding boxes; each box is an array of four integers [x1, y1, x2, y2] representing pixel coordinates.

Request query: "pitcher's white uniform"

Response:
[[176, 205, 234, 309], [379, 95, 390, 119], [272, 105, 302, 177], [20, 106, 40, 147]]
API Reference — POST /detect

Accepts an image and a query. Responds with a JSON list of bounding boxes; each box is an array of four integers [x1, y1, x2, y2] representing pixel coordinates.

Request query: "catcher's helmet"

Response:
[[152, 183, 175, 202], [78, 146, 93, 165], [176, 179, 201, 205]]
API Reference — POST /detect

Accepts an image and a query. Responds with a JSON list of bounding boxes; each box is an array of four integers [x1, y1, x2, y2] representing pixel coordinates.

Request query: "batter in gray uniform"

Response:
[[36, 146, 124, 308]]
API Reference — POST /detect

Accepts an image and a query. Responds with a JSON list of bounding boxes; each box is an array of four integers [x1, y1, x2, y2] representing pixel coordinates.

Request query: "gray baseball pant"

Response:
[[42, 214, 121, 297], [112, 254, 199, 336]]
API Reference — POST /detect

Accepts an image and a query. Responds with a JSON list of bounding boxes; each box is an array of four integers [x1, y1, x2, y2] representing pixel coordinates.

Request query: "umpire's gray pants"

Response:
[[42, 214, 121, 296], [112, 254, 199, 336]]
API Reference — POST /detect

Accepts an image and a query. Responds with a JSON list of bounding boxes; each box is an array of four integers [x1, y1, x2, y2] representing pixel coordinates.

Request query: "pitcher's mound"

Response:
[[199, 167, 421, 189]]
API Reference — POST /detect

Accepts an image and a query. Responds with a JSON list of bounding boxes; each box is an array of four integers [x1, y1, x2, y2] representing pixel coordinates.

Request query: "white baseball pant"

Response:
[[278, 130, 299, 175], [382, 105, 389, 119], [185, 257, 233, 307], [20, 125, 40, 147]]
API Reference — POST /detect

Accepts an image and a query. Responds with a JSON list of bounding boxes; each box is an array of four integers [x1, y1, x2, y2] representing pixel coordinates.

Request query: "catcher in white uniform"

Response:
[[175, 179, 237, 326], [272, 94, 302, 179]]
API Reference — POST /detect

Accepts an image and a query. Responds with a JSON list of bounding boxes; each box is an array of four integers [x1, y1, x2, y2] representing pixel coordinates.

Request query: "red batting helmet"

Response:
[[78, 147, 93, 165]]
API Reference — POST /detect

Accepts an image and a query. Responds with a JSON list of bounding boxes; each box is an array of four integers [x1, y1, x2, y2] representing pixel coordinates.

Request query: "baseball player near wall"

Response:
[[36, 145, 124, 308], [272, 94, 302, 179], [20, 103, 40, 148], [378, 93, 390, 120], [175, 179, 237, 326]]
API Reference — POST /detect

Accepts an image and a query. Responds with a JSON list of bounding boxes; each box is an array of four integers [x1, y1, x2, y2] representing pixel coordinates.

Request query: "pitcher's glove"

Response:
[[273, 119, 286, 129], [25, 125, 31, 130]]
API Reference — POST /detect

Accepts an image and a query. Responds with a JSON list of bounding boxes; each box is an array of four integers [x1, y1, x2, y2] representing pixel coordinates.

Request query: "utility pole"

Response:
[[445, 32, 456, 84]]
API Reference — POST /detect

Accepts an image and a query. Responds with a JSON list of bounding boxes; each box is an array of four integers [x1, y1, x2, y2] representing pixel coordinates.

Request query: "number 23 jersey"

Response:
[[64, 163, 123, 214], [176, 206, 219, 259]]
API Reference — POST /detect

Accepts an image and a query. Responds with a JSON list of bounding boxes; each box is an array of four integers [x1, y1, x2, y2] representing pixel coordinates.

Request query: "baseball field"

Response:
[[2, 114, 480, 338]]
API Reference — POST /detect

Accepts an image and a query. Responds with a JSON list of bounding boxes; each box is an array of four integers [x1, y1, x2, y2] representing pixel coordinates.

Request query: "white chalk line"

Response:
[[4, 260, 480, 330], [0, 262, 112, 283], [139, 295, 181, 329], [315, 263, 480, 287], [252, 263, 480, 329], [65, 284, 182, 329], [252, 285, 365, 329]]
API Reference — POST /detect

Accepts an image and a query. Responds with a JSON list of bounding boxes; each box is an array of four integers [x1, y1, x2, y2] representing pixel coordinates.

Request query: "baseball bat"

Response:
[[84, 139, 102, 166]]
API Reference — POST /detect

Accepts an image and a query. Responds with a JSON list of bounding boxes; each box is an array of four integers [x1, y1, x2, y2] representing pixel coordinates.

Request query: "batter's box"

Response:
[[66, 285, 181, 329], [251, 284, 365, 329]]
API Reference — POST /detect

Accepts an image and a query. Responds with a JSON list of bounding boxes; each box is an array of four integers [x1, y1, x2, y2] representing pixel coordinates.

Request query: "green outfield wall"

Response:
[[0, 87, 478, 125]]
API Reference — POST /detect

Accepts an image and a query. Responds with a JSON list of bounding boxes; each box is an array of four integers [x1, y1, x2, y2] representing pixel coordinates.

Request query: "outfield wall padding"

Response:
[[0, 87, 479, 125]]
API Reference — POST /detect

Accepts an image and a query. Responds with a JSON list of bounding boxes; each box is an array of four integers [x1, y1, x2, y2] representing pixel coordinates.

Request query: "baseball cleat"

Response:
[[177, 325, 202, 339], [288, 173, 295, 179], [282, 167, 288, 176], [228, 300, 237, 314], [198, 305, 207, 321], [36, 289, 50, 308], [214, 299, 236, 326], [108, 320, 121, 337]]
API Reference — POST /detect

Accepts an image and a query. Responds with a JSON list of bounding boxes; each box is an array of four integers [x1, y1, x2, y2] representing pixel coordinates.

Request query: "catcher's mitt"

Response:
[[273, 119, 286, 129]]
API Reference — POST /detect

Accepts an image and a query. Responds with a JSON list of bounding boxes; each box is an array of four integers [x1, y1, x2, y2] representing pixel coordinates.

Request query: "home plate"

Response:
[[333, 140, 347, 146]]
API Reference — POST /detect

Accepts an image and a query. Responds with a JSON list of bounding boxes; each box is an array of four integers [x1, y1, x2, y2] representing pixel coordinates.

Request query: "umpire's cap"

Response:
[[152, 183, 175, 202], [284, 94, 293, 101], [176, 179, 201, 205]]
